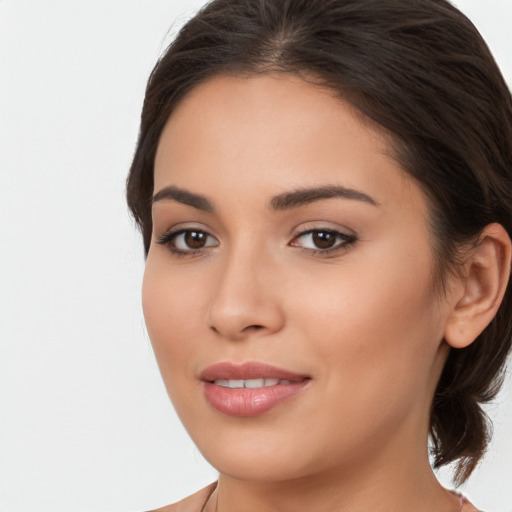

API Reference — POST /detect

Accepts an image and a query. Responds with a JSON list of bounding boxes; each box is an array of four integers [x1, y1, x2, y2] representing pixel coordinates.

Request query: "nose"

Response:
[[207, 246, 285, 341]]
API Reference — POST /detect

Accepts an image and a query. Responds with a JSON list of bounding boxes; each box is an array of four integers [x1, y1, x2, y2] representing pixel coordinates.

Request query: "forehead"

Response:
[[157, 73, 387, 159], [154, 73, 426, 216]]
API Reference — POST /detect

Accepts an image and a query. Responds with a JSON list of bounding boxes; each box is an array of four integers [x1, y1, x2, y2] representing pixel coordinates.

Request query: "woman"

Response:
[[127, 0, 512, 510]]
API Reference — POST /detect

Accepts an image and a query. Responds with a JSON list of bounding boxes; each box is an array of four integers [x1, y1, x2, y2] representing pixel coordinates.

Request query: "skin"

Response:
[[143, 73, 478, 512]]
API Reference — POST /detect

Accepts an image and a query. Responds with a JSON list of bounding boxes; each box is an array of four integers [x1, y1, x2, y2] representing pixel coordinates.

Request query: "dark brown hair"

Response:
[[127, 0, 512, 484]]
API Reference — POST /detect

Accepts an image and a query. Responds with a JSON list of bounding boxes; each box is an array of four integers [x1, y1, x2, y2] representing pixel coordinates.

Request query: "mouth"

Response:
[[199, 362, 311, 417], [211, 377, 299, 388], [200, 361, 309, 382]]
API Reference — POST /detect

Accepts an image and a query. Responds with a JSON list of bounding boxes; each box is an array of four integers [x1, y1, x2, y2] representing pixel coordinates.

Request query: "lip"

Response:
[[200, 361, 309, 381], [200, 362, 311, 417]]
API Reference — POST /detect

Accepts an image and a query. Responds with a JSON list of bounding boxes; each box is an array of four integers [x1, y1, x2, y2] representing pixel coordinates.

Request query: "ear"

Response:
[[444, 223, 512, 349]]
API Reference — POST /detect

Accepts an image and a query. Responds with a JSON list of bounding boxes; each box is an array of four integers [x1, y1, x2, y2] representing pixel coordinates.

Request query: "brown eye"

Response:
[[291, 229, 356, 254], [311, 231, 337, 249], [157, 228, 219, 254], [184, 230, 208, 249]]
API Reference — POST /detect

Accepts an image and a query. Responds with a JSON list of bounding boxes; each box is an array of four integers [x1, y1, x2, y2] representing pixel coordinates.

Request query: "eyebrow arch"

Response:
[[269, 185, 379, 210], [152, 185, 215, 212]]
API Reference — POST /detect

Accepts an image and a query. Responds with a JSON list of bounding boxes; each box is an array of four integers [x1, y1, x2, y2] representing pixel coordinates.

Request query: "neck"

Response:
[[205, 431, 459, 512]]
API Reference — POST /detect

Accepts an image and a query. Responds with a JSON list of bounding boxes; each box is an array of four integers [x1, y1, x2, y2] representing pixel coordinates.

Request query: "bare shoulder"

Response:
[[148, 483, 217, 512]]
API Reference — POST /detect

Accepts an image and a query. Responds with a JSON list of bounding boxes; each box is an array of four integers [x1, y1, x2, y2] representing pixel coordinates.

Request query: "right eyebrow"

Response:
[[152, 185, 215, 213]]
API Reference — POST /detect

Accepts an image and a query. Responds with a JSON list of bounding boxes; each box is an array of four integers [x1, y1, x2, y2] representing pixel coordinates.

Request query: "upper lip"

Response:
[[199, 362, 309, 382]]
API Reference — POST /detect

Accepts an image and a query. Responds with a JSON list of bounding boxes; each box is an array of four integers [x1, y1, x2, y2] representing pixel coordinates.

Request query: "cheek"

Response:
[[279, 249, 442, 461], [141, 254, 205, 378], [290, 237, 442, 396]]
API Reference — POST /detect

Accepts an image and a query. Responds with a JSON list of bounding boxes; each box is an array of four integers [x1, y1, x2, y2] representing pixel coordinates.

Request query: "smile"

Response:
[[213, 378, 296, 388], [200, 362, 310, 417]]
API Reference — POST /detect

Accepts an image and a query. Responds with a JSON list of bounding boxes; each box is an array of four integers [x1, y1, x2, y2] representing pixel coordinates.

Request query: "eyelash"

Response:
[[156, 229, 218, 258], [156, 227, 357, 258], [291, 228, 357, 256]]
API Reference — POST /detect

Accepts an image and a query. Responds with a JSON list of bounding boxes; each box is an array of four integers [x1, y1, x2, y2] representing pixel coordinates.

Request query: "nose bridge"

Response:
[[207, 236, 284, 340]]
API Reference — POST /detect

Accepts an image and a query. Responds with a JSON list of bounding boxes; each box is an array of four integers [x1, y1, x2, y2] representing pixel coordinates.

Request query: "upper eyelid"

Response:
[[292, 223, 355, 238], [291, 228, 354, 242], [157, 226, 217, 241], [155, 222, 216, 238]]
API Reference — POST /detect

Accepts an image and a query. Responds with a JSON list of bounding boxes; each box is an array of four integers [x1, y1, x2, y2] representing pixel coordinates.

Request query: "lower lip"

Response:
[[203, 380, 309, 417]]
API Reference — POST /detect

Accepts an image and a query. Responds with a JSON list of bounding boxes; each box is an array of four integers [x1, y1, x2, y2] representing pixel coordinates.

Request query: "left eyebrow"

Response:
[[269, 185, 379, 210]]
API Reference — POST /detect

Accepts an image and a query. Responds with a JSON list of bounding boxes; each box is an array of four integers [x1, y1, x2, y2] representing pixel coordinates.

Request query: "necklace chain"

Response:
[[203, 488, 466, 512]]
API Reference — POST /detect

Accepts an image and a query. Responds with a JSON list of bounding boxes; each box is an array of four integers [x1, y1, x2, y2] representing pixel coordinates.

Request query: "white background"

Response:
[[0, 1, 511, 511]]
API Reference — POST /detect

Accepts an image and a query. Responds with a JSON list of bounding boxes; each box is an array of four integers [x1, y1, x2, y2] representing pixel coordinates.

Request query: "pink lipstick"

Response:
[[200, 362, 310, 417]]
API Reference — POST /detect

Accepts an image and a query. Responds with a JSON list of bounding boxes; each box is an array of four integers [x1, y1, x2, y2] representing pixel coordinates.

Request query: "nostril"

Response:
[[209, 323, 264, 340], [245, 325, 264, 331]]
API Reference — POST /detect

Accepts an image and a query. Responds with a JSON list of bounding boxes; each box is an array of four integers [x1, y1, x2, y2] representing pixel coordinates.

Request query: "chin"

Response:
[[208, 453, 313, 483], [190, 425, 337, 484]]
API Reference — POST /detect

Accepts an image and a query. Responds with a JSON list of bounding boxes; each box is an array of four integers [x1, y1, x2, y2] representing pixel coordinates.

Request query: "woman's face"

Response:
[[144, 74, 455, 482]]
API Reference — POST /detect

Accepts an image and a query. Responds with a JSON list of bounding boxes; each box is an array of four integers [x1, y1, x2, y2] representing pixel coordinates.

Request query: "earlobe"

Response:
[[444, 223, 512, 349]]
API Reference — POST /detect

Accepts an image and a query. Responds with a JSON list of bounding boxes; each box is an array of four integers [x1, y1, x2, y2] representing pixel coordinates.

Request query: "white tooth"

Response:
[[279, 379, 292, 385], [215, 379, 230, 387], [264, 378, 279, 387], [245, 378, 265, 388], [229, 379, 245, 389]]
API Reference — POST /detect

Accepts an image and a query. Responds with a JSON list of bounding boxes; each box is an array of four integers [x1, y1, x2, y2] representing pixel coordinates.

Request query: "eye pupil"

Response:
[[185, 231, 207, 249], [313, 231, 336, 249]]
